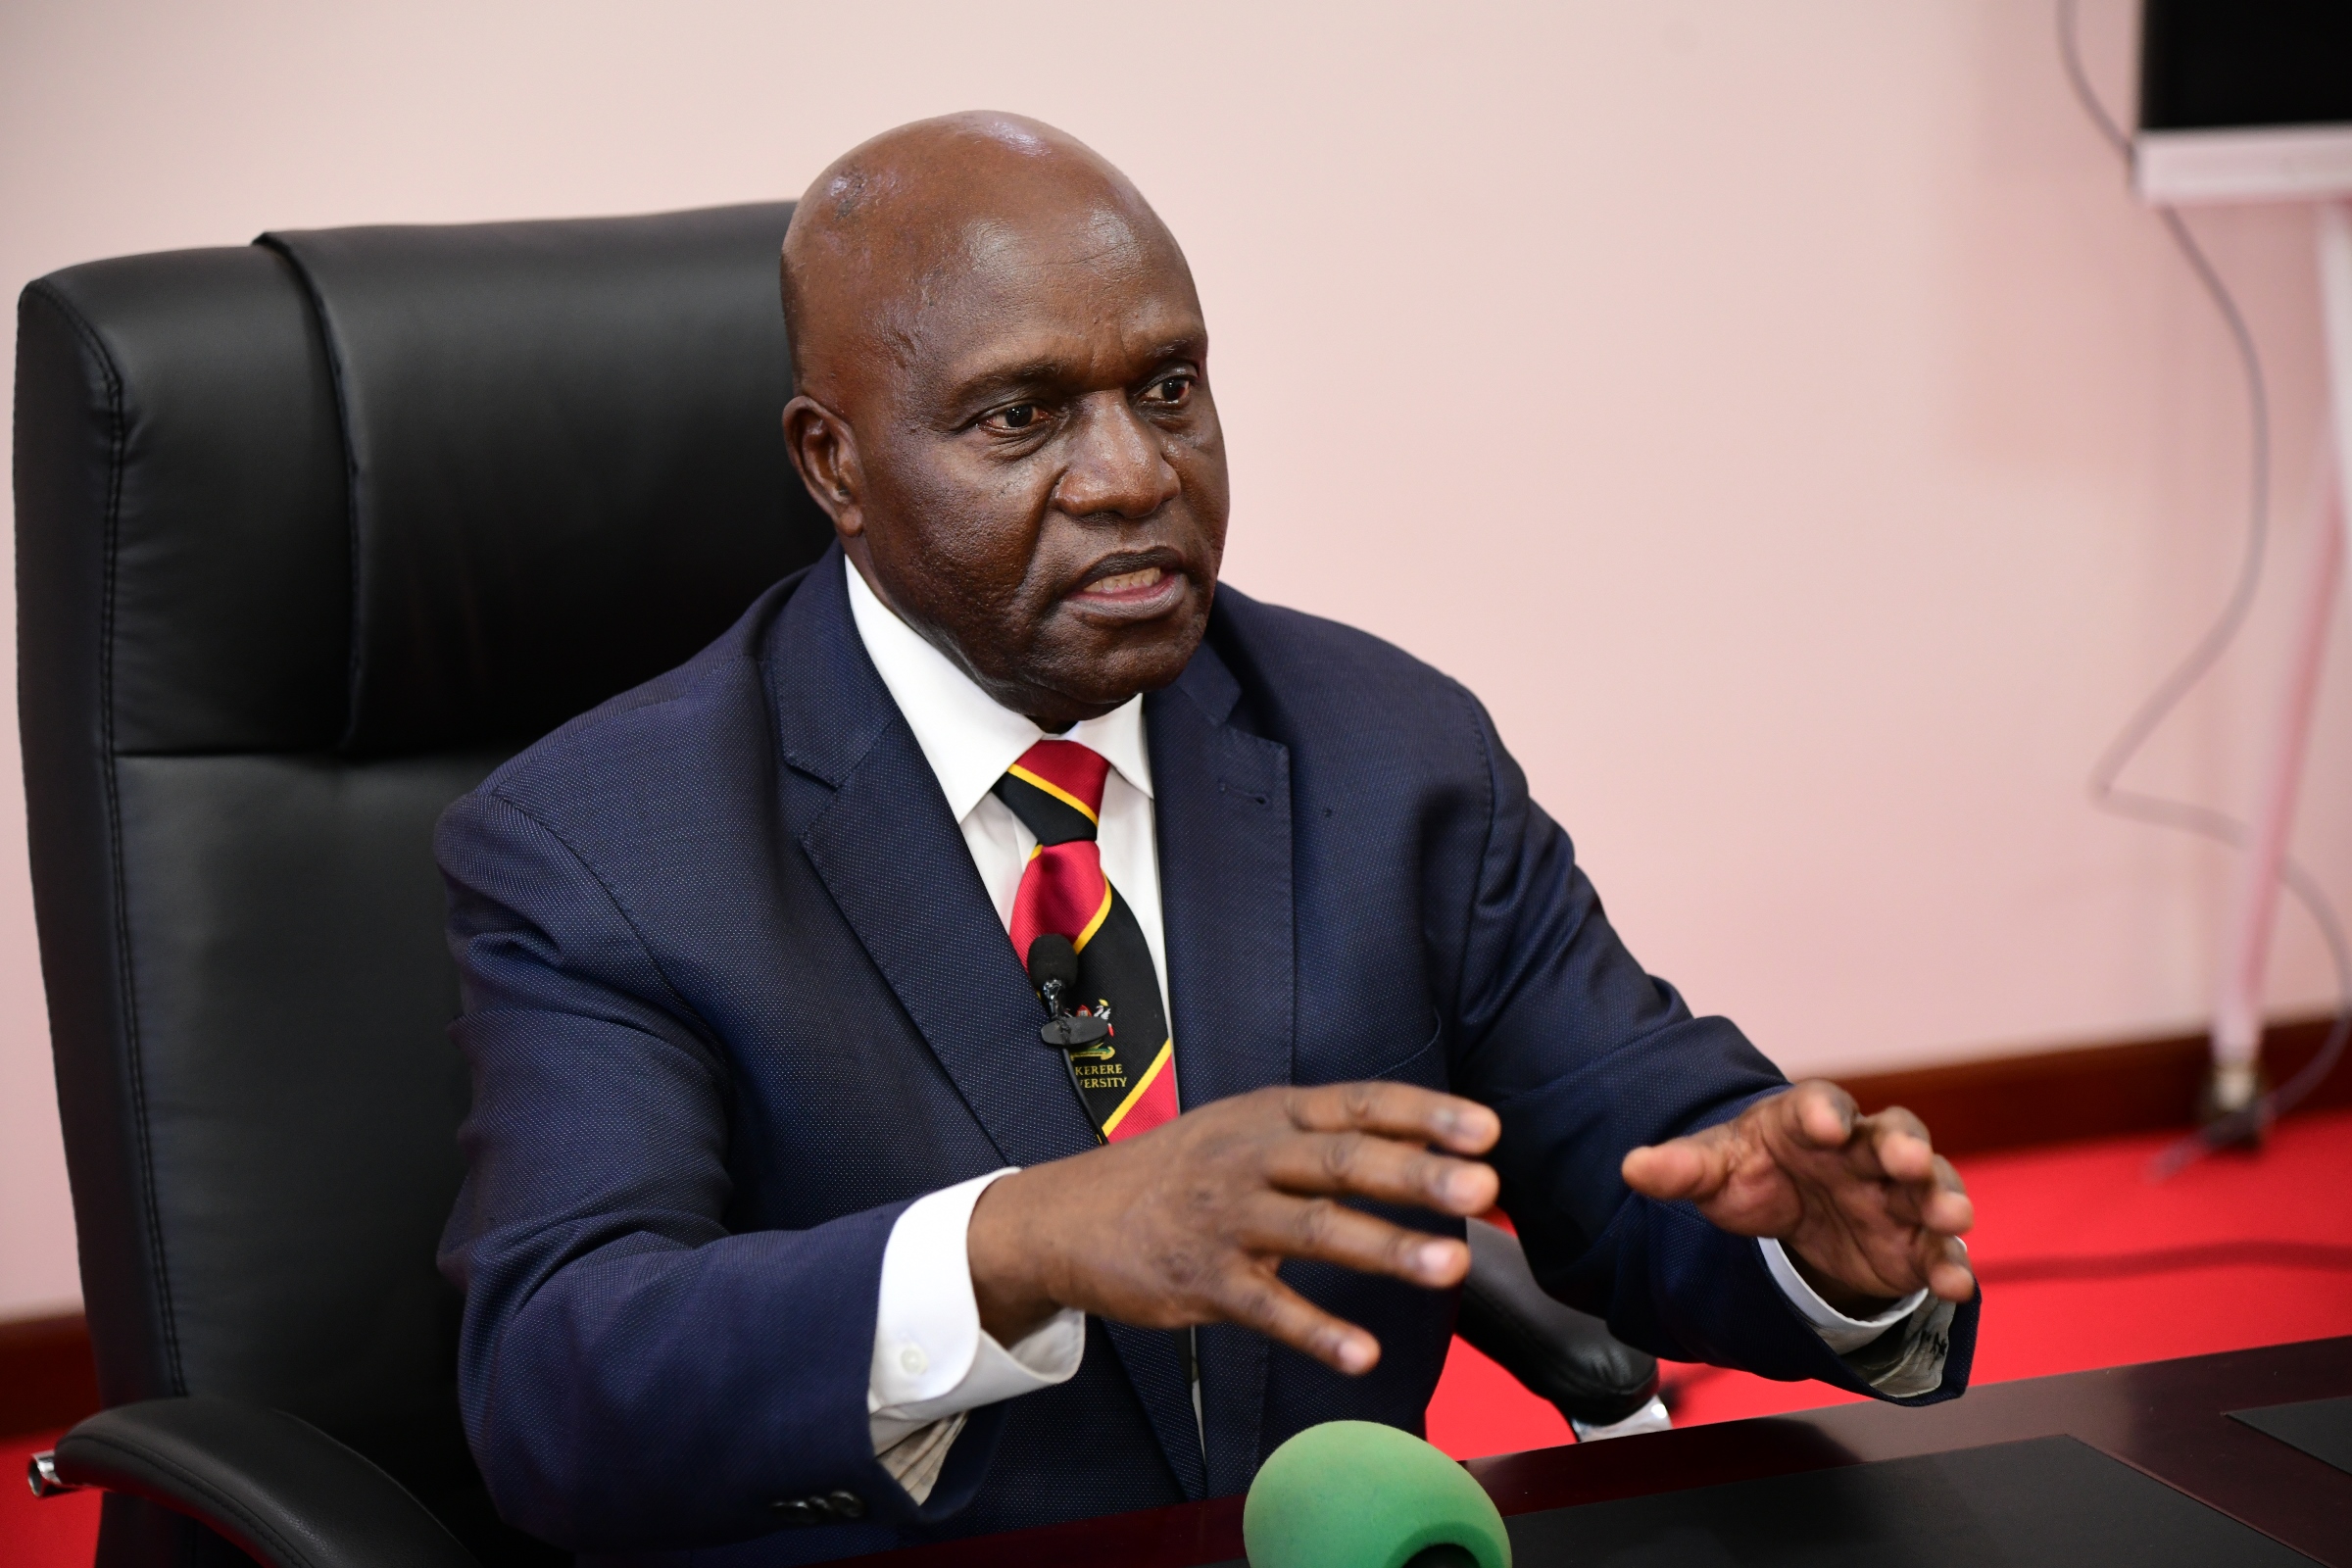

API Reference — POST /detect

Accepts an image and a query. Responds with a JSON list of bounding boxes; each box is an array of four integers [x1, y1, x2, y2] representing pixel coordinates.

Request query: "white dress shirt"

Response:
[[843, 556, 1944, 1497], [847, 560, 1139, 1497]]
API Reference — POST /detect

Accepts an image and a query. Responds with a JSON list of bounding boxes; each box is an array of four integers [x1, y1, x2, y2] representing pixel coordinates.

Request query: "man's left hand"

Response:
[[1619, 1080, 1975, 1317]]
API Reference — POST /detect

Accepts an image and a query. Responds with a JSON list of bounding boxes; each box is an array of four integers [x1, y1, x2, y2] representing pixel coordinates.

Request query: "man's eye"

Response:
[[990, 404, 1040, 431], [1145, 375, 1193, 405]]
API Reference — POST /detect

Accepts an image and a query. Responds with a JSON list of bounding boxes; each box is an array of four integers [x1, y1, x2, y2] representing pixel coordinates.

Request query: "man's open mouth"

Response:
[[1081, 565, 1164, 598]]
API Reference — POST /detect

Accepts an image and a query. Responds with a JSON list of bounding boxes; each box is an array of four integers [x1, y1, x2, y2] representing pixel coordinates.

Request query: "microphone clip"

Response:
[[1037, 977, 1110, 1049], [1027, 935, 1109, 1049]]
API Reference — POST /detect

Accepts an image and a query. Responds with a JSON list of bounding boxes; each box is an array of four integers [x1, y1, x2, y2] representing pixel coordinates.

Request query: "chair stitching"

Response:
[[24, 283, 187, 1394], [253, 236, 366, 755], [69, 1430, 316, 1567]]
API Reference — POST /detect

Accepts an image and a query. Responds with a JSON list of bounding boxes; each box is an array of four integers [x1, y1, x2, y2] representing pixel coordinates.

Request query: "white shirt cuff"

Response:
[[1758, 1236, 1927, 1355], [868, 1169, 1087, 1452]]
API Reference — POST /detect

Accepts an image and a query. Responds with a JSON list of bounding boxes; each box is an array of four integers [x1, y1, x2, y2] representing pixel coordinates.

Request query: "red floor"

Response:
[[1428, 1104, 2352, 1453], [9, 1108, 2351, 1559]]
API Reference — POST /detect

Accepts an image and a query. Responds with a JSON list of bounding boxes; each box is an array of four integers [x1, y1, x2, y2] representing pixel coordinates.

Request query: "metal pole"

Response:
[[2207, 200, 2351, 1116]]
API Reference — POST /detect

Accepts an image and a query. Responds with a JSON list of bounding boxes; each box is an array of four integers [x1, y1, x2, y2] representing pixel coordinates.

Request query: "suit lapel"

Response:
[[771, 554, 1100, 1174], [1149, 634, 1295, 1496], [769, 564, 1290, 1501]]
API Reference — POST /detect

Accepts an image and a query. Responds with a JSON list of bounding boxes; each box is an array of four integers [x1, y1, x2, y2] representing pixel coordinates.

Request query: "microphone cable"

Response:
[[2055, 0, 2352, 1177]]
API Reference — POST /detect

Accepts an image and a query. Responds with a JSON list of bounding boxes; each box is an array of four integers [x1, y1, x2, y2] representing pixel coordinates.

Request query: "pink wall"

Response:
[[1, 0, 2345, 1316]]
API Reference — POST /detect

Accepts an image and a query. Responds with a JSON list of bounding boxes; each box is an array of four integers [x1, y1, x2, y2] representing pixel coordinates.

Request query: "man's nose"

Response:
[[1053, 393, 1181, 521]]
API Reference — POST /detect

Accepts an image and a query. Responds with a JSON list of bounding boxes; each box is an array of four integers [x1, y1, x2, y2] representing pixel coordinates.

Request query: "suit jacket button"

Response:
[[770, 1497, 821, 1526], [825, 1489, 866, 1520]]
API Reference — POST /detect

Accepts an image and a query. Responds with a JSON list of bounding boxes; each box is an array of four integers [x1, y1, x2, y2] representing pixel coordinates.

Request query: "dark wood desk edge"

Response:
[[1472, 1337, 2352, 1565], [859, 1338, 2352, 1567], [2086, 1340, 2352, 1565]]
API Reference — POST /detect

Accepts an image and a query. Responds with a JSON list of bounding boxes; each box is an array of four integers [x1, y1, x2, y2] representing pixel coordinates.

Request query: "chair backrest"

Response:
[[14, 202, 832, 1561]]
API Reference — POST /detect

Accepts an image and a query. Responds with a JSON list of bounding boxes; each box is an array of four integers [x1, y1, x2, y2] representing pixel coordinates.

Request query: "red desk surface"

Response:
[[862, 1336, 2352, 1568]]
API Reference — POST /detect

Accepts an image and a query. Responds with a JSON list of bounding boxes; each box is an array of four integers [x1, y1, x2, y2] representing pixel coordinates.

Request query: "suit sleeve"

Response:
[[1440, 691, 1978, 1403], [434, 789, 1008, 1551]]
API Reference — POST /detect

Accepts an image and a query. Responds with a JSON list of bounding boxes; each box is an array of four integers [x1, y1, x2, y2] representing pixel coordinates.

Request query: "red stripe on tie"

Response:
[[1008, 840, 1108, 964], [1102, 1040, 1178, 1141], [1011, 740, 1110, 815]]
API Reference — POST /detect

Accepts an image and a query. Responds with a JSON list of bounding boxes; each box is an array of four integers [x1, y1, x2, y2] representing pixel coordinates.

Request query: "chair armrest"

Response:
[[1457, 1217, 1661, 1428], [51, 1396, 481, 1568]]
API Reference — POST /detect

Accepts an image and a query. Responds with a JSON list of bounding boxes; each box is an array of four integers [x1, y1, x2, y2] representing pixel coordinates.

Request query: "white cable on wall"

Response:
[[2055, 0, 2351, 1174]]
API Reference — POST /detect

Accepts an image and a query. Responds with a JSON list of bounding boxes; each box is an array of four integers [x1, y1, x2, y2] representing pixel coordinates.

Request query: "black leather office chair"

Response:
[[14, 202, 1654, 1568]]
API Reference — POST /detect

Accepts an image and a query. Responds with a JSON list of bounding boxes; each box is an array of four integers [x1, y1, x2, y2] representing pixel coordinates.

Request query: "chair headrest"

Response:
[[259, 202, 828, 754]]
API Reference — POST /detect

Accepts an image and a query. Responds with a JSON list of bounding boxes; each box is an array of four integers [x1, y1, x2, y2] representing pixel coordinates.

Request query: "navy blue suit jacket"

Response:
[[436, 549, 1977, 1563]]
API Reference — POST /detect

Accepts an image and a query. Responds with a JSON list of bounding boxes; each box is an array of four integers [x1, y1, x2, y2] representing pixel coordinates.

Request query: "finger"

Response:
[[1212, 1265, 1384, 1374], [1783, 1080, 1859, 1152], [1620, 1128, 1735, 1203], [1283, 1082, 1499, 1155], [1922, 1233, 1975, 1303], [1235, 1194, 1471, 1289], [1261, 1129, 1498, 1215], [1885, 1184, 1976, 1239], [1861, 1104, 1936, 1183], [1879, 1150, 1974, 1236], [1919, 1154, 1974, 1234]]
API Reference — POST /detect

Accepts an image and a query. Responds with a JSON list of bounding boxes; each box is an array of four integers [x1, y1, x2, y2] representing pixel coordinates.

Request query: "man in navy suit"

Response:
[[436, 113, 1980, 1564]]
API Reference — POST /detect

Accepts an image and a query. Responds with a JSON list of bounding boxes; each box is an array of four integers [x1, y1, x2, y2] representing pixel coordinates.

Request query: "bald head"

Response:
[[781, 112, 1191, 404], [778, 113, 1228, 732]]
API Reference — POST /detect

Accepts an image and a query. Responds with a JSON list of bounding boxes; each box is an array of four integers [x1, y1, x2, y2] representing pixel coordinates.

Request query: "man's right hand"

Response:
[[964, 1083, 1501, 1375]]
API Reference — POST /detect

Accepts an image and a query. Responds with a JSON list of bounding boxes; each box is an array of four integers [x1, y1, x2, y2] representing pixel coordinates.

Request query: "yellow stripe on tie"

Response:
[[1005, 764, 1101, 825], [1071, 883, 1113, 953], [1100, 1039, 1174, 1137]]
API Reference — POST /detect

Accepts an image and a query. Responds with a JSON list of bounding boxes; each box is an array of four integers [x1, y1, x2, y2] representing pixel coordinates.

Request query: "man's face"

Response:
[[800, 198, 1229, 728]]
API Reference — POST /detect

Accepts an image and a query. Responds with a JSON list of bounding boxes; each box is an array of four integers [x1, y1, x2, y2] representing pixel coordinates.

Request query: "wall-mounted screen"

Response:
[[2135, 0, 2352, 203]]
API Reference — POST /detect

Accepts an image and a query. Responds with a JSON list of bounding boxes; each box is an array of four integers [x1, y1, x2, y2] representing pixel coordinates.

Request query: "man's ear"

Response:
[[782, 395, 863, 537]]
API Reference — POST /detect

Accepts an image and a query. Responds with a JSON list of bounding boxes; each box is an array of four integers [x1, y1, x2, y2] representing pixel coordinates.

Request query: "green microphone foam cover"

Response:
[[1243, 1420, 1512, 1568]]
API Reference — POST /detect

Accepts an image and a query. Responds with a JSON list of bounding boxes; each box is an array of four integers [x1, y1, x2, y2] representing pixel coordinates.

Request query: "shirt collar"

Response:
[[844, 555, 1153, 823]]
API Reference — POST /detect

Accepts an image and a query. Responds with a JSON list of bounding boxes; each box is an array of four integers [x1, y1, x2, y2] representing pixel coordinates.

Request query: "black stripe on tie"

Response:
[[993, 771, 1099, 847]]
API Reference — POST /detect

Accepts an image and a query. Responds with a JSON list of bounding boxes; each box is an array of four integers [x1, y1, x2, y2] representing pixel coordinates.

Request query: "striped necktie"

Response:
[[994, 739, 1179, 1142]]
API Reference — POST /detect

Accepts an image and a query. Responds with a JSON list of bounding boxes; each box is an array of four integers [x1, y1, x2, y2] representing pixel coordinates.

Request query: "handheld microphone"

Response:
[[1243, 1420, 1511, 1568]]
